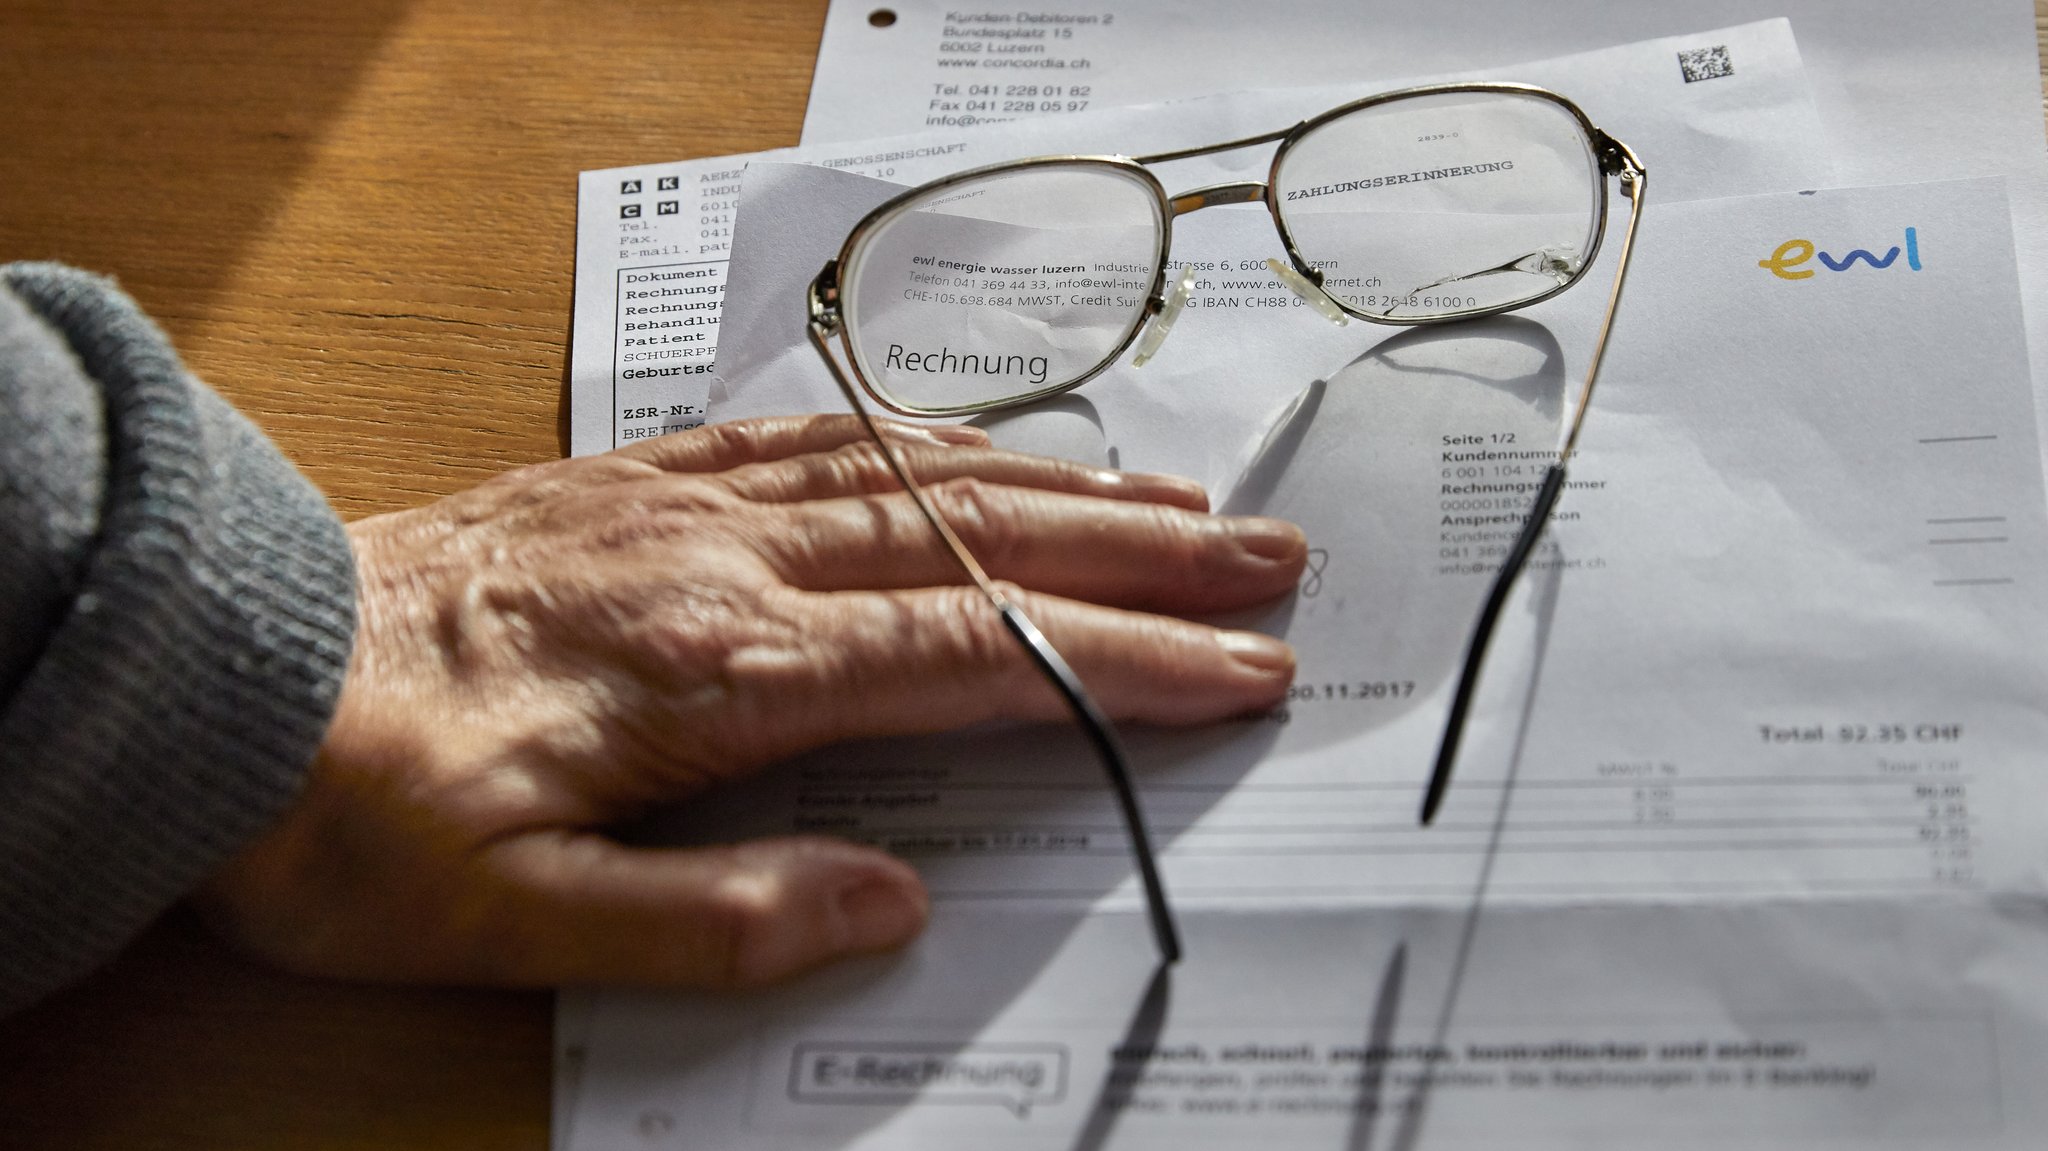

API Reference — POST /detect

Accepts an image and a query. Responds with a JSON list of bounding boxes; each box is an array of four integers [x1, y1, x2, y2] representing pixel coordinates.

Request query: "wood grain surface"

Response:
[[0, 2, 2044, 1147], [0, 2, 826, 1146]]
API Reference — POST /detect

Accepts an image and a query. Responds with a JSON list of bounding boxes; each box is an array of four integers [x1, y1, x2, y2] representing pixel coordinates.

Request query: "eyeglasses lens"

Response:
[[841, 163, 1165, 414], [1274, 91, 1603, 321]]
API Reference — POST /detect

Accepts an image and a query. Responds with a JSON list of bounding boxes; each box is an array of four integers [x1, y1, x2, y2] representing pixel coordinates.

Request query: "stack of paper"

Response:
[[557, 4, 2048, 1148]]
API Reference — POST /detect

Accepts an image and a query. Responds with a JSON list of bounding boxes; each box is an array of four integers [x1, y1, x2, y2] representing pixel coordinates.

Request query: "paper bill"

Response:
[[570, 900, 2048, 1149], [566, 172, 2048, 1151], [571, 20, 1828, 456], [801, 0, 2048, 476]]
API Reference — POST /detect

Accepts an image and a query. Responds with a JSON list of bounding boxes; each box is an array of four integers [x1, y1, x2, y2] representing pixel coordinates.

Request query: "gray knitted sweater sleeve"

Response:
[[0, 263, 356, 1015]]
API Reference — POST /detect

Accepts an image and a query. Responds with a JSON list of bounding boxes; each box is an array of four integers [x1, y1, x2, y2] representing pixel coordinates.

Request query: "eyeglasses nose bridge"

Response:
[[1168, 181, 1268, 216]]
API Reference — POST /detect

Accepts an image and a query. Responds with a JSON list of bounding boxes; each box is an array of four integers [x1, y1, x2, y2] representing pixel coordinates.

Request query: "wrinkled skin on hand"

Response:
[[199, 416, 1306, 991]]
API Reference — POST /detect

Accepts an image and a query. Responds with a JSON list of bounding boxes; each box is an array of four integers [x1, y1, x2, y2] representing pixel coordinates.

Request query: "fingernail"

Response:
[[837, 880, 929, 951], [1122, 470, 1208, 507], [1216, 629, 1295, 674], [1229, 516, 1308, 562], [925, 424, 989, 445]]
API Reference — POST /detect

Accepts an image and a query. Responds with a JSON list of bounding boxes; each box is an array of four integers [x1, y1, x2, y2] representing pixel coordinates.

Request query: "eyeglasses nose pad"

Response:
[[1266, 259, 1349, 326], [1132, 265, 1195, 368]]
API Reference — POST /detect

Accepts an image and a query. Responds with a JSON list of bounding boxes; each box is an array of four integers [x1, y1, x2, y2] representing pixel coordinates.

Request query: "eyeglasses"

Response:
[[802, 82, 1648, 964]]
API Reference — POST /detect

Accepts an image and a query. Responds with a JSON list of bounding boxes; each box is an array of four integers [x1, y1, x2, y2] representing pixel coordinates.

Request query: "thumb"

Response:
[[484, 833, 929, 988]]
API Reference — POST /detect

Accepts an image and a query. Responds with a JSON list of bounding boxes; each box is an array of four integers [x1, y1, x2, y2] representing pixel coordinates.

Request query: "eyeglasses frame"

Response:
[[813, 82, 1625, 417]]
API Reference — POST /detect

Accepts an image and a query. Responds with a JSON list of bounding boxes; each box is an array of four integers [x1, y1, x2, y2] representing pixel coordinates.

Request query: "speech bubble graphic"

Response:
[[788, 1042, 1069, 1118]]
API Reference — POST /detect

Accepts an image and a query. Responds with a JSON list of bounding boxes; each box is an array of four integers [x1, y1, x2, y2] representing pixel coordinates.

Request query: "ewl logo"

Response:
[[1760, 228, 1921, 280]]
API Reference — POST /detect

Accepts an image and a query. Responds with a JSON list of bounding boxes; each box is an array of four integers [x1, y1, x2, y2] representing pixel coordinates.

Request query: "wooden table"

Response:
[[0, 2, 825, 1146], [1, 2, 2044, 1146]]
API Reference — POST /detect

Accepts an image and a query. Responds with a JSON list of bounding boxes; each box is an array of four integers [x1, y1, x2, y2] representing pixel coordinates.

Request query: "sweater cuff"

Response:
[[0, 263, 356, 1014]]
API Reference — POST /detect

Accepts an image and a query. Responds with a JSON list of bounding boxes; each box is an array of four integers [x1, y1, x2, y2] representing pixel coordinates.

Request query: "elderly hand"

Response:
[[198, 416, 1305, 990]]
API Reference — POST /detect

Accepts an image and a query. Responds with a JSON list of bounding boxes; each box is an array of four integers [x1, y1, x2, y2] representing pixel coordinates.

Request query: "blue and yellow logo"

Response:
[[1760, 228, 1921, 280]]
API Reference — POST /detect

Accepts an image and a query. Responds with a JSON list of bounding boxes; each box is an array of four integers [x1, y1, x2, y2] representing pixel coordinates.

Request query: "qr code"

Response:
[[1678, 45, 1734, 83]]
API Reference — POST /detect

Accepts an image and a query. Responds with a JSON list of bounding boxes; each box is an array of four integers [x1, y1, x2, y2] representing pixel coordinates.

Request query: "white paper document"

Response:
[[564, 175, 2048, 1148], [709, 22, 1835, 484], [803, 0, 2044, 176], [562, 26, 1832, 1140], [576, 905, 2048, 1150], [570, 20, 1826, 458], [803, 0, 2048, 464]]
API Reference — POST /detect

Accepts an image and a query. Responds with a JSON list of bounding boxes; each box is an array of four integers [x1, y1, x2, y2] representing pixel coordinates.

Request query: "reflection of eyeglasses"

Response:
[[802, 82, 1648, 964]]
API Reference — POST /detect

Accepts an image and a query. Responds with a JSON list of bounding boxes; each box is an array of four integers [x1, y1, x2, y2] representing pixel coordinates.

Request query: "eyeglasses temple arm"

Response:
[[804, 314, 1183, 964], [806, 319, 1001, 597], [1562, 138, 1648, 460], [1419, 462, 1565, 825], [1418, 141, 1647, 827], [996, 601, 1183, 965]]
